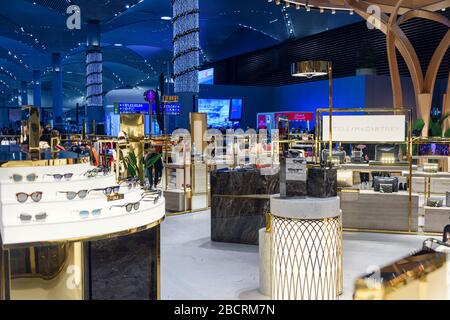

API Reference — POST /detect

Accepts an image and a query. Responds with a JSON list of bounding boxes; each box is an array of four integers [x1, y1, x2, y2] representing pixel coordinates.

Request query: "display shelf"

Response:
[[340, 189, 420, 232], [0, 159, 165, 247]]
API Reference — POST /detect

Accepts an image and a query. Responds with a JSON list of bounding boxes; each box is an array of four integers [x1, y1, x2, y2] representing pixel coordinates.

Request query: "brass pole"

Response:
[[328, 62, 333, 161], [408, 110, 413, 232], [164, 139, 169, 191]]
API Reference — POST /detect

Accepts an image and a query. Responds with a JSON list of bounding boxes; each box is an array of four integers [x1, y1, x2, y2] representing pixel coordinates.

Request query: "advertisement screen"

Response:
[[198, 99, 231, 128], [230, 99, 243, 121], [115, 102, 150, 114], [198, 68, 214, 85]]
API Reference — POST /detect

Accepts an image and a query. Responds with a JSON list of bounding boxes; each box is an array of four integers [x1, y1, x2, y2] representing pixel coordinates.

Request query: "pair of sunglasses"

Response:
[[19, 212, 47, 222], [89, 186, 120, 196], [78, 209, 102, 219], [10, 173, 38, 182], [16, 192, 43, 203], [141, 190, 162, 204], [119, 178, 139, 190], [57, 190, 88, 200], [82, 167, 109, 178], [44, 173, 73, 181], [109, 202, 140, 213]]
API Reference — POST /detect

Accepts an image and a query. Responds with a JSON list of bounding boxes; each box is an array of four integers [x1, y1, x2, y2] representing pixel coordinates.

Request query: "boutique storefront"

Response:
[[0, 0, 449, 308]]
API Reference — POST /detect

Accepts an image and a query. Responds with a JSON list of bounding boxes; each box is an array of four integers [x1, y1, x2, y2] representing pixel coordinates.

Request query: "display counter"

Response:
[[0, 149, 165, 300], [210, 168, 279, 245], [337, 163, 417, 186], [340, 189, 419, 232]]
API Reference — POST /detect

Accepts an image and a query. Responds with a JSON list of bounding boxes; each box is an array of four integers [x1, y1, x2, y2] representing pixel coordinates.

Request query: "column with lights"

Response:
[[86, 20, 103, 133], [33, 70, 41, 107], [172, 0, 200, 130], [52, 53, 63, 128], [20, 81, 28, 106]]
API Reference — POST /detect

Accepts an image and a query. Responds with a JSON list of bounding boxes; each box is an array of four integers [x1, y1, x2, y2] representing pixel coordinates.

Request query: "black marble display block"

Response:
[[211, 197, 270, 244], [211, 169, 279, 195], [87, 226, 159, 300], [285, 181, 307, 197], [307, 167, 337, 198], [211, 169, 279, 245]]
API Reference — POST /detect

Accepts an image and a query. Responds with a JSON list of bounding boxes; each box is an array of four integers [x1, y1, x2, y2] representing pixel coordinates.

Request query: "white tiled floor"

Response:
[[161, 209, 434, 300]]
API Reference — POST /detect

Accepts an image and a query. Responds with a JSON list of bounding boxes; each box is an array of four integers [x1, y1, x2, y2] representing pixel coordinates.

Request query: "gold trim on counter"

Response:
[[1, 217, 165, 250], [0, 156, 91, 168]]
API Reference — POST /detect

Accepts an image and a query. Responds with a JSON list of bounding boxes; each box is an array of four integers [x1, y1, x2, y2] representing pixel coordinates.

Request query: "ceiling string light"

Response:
[[281, 4, 296, 38], [273, 1, 354, 14], [171, 0, 200, 93]]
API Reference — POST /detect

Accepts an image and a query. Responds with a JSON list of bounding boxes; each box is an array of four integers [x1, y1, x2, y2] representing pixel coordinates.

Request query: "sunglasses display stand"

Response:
[[0, 151, 165, 300]]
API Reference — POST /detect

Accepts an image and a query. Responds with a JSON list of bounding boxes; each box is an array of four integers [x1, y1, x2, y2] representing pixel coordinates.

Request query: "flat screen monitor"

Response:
[[198, 99, 231, 128], [198, 68, 214, 85], [114, 102, 150, 114], [229, 98, 243, 121]]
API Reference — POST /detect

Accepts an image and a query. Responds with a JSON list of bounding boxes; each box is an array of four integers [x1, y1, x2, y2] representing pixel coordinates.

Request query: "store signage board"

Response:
[[322, 115, 406, 142], [114, 103, 150, 114], [164, 103, 181, 115], [162, 95, 179, 103], [274, 112, 314, 122]]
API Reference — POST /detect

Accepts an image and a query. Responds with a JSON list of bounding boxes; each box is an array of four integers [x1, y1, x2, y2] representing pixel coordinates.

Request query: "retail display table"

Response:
[[340, 189, 419, 232], [0, 148, 165, 300], [269, 195, 342, 300], [210, 168, 279, 245]]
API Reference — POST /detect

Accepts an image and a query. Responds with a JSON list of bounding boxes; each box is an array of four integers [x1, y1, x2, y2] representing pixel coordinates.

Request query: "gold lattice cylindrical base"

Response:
[[271, 214, 342, 300]]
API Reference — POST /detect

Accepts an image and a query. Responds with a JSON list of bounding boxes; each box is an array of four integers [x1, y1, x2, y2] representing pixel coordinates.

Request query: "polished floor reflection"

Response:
[[161, 209, 434, 300]]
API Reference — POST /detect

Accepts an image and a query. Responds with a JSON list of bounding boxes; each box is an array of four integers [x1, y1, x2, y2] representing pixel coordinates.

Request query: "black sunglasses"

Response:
[[89, 186, 121, 196], [109, 202, 140, 213], [45, 173, 73, 181], [57, 190, 88, 200]]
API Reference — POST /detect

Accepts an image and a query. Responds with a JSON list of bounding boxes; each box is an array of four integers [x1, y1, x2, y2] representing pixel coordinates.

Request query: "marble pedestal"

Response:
[[307, 167, 337, 198], [211, 169, 279, 245]]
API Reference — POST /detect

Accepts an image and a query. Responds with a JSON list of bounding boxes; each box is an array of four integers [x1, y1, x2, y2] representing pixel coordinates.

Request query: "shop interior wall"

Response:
[[273, 75, 367, 129]]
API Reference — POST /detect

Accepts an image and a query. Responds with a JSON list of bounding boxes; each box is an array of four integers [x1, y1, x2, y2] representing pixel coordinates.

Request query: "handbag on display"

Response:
[[375, 144, 400, 163], [379, 183, 394, 193], [322, 149, 346, 164], [359, 172, 370, 183], [427, 198, 443, 208], [371, 171, 390, 187], [373, 176, 399, 192], [351, 150, 363, 163]]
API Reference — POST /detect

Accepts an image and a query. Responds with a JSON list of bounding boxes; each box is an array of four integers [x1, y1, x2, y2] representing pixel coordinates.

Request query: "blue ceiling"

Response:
[[0, 0, 361, 108]]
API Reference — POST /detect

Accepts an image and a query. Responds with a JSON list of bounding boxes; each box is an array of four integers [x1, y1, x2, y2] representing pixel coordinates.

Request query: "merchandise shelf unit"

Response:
[[0, 147, 164, 300], [314, 107, 439, 235]]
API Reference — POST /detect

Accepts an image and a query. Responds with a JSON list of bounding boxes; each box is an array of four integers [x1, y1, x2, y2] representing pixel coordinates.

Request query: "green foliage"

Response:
[[123, 149, 142, 179], [412, 119, 425, 136], [144, 153, 163, 169], [445, 128, 450, 138], [415, 113, 449, 137]]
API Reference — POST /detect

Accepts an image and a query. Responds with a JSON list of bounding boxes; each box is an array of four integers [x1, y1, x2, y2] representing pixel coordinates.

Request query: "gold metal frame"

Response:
[[316, 108, 422, 235], [270, 212, 342, 300]]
